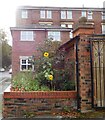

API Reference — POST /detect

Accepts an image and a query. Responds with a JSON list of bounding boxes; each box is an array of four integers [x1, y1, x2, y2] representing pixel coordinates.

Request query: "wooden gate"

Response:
[[91, 35, 105, 107]]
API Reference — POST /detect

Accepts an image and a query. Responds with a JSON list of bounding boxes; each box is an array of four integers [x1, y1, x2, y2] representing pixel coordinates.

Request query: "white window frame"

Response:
[[61, 10, 72, 19], [102, 24, 105, 34], [61, 24, 66, 27], [47, 10, 52, 19], [21, 10, 28, 19], [20, 31, 34, 41], [48, 31, 60, 41], [40, 10, 45, 18], [102, 12, 105, 20], [81, 11, 86, 17], [20, 56, 34, 71], [68, 24, 72, 28], [61, 11, 66, 19], [87, 11, 93, 19], [67, 11, 72, 19]]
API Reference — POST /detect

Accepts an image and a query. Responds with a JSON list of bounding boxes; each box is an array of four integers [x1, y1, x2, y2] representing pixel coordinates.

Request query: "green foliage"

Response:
[[0, 29, 12, 68], [37, 40, 61, 58], [52, 69, 75, 91], [12, 72, 50, 91], [33, 39, 75, 91]]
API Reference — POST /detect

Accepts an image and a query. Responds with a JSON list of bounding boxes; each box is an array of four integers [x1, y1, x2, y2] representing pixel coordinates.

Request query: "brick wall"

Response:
[[11, 29, 70, 75], [16, 7, 102, 34], [77, 35, 92, 112], [73, 24, 93, 112], [59, 24, 94, 112], [3, 88, 77, 118]]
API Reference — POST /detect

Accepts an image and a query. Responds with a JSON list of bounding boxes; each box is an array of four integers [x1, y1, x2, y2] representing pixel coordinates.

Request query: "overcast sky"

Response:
[[0, 0, 105, 45]]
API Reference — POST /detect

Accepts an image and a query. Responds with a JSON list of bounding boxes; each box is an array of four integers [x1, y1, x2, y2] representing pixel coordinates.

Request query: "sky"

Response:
[[0, 0, 105, 45]]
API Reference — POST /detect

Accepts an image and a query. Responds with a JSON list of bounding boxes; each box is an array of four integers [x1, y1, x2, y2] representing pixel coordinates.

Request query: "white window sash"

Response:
[[68, 24, 72, 28], [21, 10, 28, 18], [20, 56, 34, 71], [48, 31, 60, 41], [61, 24, 66, 27], [88, 14, 92, 19], [102, 12, 105, 20], [20, 31, 34, 41], [88, 11, 93, 19], [47, 10, 52, 19], [67, 11, 72, 19], [40, 10, 45, 18], [102, 25, 105, 34], [54, 32, 60, 41], [61, 11, 66, 19], [81, 11, 86, 17]]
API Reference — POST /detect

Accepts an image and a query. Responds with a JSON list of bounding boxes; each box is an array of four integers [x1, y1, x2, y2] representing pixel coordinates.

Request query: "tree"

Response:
[[0, 29, 12, 68]]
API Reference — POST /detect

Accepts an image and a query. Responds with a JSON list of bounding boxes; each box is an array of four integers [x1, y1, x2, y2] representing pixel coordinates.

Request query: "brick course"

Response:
[[3, 90, 77, 118]]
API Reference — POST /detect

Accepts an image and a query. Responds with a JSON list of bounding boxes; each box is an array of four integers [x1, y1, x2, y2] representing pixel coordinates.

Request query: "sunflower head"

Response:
[[44, 52, 49, 57], [48, 75, 53, 80]]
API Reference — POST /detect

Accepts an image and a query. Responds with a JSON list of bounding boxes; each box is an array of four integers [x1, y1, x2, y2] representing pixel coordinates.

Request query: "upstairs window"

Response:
[[20, 31, 34, 41], [102, 24, 105, 34], [61, 11, 66, 19], [48, 31, 60, 41], [102, 12, 105, 20], [47, 10, 52, 18], [67, 11, 72, 19], [21, 10, 28, 18], [40, 10, 45, 18], [40, 10, 52, 19], [88, 11, 93, 19], [61, 10, 72, 19], [81, 11, 86, 17]]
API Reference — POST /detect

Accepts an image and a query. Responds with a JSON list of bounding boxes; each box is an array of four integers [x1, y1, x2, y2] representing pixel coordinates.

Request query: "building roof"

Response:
[[59, 35, 80, 50], [18, 6, 103, 12]]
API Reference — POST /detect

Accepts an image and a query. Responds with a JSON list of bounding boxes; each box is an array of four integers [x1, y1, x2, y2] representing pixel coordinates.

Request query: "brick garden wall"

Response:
[[77, 35, 92, 112], [3, 87, 77, 118]]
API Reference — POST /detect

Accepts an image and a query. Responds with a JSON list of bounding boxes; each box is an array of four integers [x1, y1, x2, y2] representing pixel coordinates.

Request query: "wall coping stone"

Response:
[[3, 86, 77, 99]]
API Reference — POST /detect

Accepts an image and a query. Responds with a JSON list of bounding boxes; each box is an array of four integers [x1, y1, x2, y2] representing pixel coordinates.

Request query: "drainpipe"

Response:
[[89, 38, 94, 108], [75, 36, 80, 111]]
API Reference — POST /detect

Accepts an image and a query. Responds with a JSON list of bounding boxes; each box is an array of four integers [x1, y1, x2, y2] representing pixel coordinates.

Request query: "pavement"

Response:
[[0, 71, 11, 120]]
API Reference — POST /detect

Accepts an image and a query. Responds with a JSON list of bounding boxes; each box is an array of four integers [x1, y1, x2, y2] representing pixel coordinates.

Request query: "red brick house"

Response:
[[11, 6, 105, 75]]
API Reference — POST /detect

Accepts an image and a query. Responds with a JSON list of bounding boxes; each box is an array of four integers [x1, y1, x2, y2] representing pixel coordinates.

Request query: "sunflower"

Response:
[[48, 75, 53, 80], [44, 52, 49, 57]]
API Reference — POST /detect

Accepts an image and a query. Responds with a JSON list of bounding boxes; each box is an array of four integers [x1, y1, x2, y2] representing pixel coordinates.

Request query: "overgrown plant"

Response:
[[11, 72, 50, 91], [33, 39, 75, 91]]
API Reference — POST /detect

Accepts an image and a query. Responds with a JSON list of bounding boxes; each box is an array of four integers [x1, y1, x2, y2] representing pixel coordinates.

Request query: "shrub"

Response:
[[11, 72, 50, 91]]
